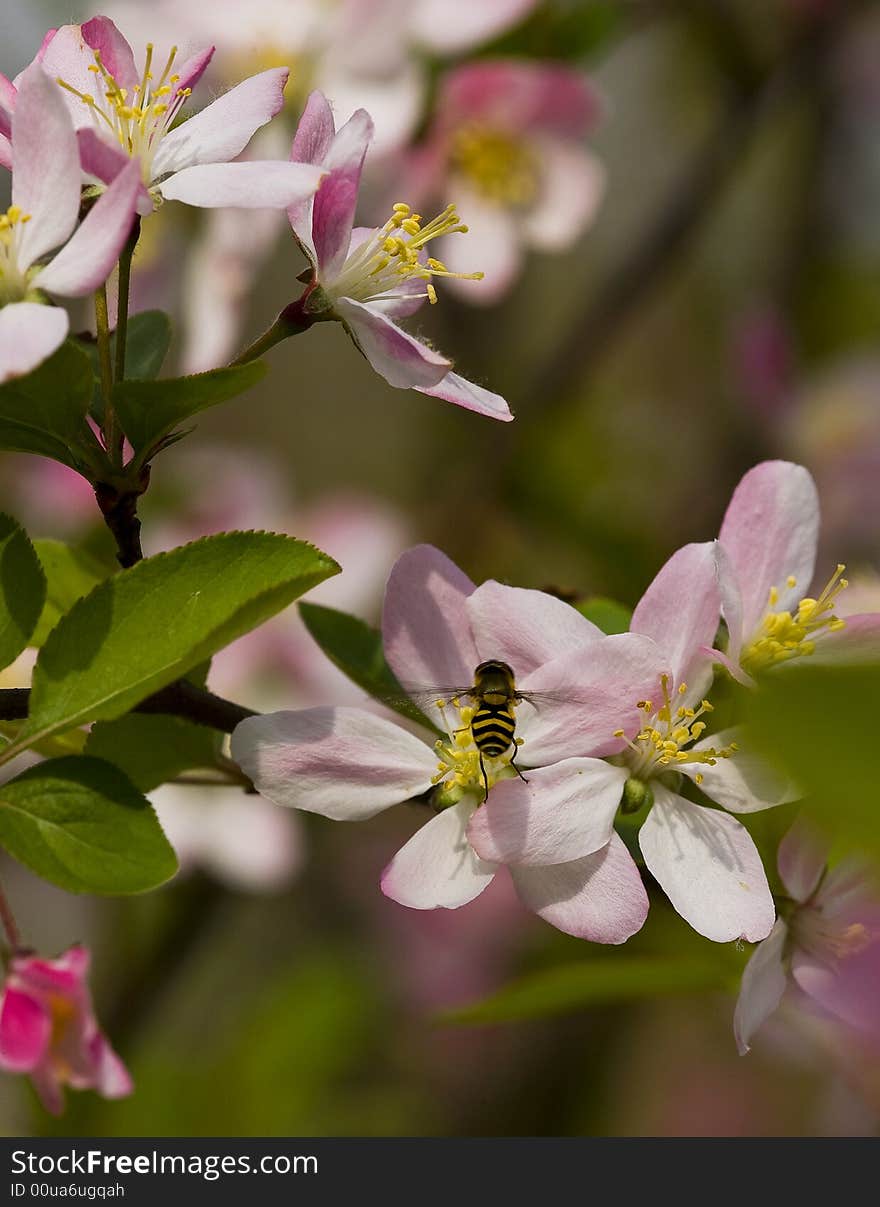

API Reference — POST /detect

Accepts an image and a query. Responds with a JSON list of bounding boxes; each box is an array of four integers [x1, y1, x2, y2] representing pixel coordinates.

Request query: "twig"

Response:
[[0, 879, 22, 953], [114, 216, 140, 387]]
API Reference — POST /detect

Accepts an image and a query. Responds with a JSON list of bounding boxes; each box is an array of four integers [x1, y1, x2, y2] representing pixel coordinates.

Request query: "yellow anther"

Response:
[[787, 576, 797, 588]]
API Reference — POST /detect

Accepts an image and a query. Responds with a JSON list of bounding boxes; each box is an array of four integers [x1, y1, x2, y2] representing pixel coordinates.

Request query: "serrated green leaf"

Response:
[[0, 514, 46, 671], [85, 714, 221, 792], [3, 532, 338, 760], [31, 539, 109, 648], [81, 310, 173, 422], [299, 602, 439, 733], [113, 361, 267, 460], [576, 596, 633, 635], [746, 664, 880, 862], [0, 755, 177, 894], [440, 957, 737, 1026], [0, 341, 97, 470]]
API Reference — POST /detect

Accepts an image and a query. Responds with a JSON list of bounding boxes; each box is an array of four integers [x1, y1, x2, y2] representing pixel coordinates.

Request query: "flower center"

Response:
[[429, 696, 520, 806], [327, 202, 483, 306], [741, 565, 848, 675], [0, 205, 33, 303], [449, 124, 539, 207], [614, 674, 736, 784], [57, 43, 193, 184], [793, 907, 876, 966]]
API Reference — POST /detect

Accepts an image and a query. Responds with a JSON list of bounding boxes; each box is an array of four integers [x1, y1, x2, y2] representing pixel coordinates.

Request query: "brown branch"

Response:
[[0, 680, 256, 734]]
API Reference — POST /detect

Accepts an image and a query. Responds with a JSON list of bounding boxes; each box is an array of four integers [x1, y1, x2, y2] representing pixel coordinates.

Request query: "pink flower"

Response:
[[35, 17, 325, 214], [734, 820, 880, 1054], [232, 544, 665, 941], [715, 460, 880, 682], [0, 945, 132, 1116], [287, 90, 512, 421], [481, 540, 783, 944], [400, 60, 605, 303], [0, 63, 141, 381]]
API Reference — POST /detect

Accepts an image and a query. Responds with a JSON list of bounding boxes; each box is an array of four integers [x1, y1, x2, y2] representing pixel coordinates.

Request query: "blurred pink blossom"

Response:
[[0, 945, 131, 1115], [398, 60, 605, 303]]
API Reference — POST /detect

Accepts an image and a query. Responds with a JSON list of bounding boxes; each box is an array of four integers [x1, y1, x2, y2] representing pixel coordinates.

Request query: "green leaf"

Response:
[[576, 596, 633, 635], [7, 531, 338, 758], [85, 714, 221, 792], [113, 361, 267, 460], [746, 664, 880, 862], [0, 755, 177, 894], [440, 957, 737, 1026], [31, 539, 108, 647], [81, 310, 173, 422], [0, 341, 97, 470], [299, 602, 439, 733], [0, 514, 46, 671]]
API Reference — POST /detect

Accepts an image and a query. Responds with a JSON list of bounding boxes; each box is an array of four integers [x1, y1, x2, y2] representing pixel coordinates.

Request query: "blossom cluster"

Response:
[[232, 459, 880, 1050]]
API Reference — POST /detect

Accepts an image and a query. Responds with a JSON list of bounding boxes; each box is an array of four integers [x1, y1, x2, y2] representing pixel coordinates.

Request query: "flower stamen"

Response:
[[742, 564, 849, 674]]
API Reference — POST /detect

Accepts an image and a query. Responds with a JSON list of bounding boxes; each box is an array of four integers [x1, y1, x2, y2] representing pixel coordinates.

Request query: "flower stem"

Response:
[[228, 301, 311, 367], [94, 284, 120, 469], [0, 879, 22, 954], [114, 216, 141, 386]]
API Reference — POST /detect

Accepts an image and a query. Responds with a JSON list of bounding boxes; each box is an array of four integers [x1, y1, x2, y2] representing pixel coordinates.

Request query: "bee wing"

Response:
[[394, 683, 476, 709], [514, 689, 577, 707]]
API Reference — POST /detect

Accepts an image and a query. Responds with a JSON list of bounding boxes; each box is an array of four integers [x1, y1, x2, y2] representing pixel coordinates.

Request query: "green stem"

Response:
[[0, 879, 22, 954], [94, 285, 117, 463], [114, 216, 140, 388], [228, 302, 311, 367]]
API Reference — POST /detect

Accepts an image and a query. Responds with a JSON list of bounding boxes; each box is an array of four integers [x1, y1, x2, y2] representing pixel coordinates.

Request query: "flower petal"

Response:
[[231, 707, 436, 820], [467, 758, 628, 865], [639, 786, 775, 942], [714, 540, 746, 668], [381, 799, 497, 909], [81, 17, 138, 90], [312, 108, 373, 280], [152, 67, 289, 178], [11, 63, 81, 271], [733, 919, 789, 1054], [718, 461, 819, 642], [466, 580, 601, 676], [288, 90, 337, 260], [88, 1033, 134, 1099], [335, 297, 451, 389], [679, 726, 796, 814], [791, 940, 880, 1040], [34, 159, 140, 297], [0, 303, 69, 383], [630, 541, 720, 698], [441, 184, 521, 304], [517, 633, 667, 764], [521, 140, 605, 252], [777, 818, 828, 903], [808, 611, 880, 665], [172, 46, 215, 98], [0, 987, 50, 1072], [159, 160, 325, 210], [417, 371, 513, 421], [411, 0, 537, 54], [511, 832, 648, 942], [382, 544, 478, 709], [38, 25, 108, 129]]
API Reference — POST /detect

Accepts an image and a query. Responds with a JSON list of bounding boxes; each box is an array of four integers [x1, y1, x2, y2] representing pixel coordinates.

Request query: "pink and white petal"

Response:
[[438, 61, 599, 139], [291, 90, 336, 167], [714, 540, 746, 666], [441, 184, 521, 305], [381, 799, 497, 909], [411, 0, 537, 54], [34, 160, 140, 297], [0, 988, 50, 1071], [417, 372, 513, 422], [517, 633, 667, 764], [791, 941, 880, 1040], [335, 297, 450, 389], [159, 161, 326, 210], [151, 67, 290, 178], [808, 612, 880, 665], [38, 26, 107, 128], [680, 726, 796, 814], [204, 793, 302, 892], [704, 645, 755, 688], [733, 919, 789, 1054], [639, 786, 775, 943], [231, 707, 436, 820], [0, 135, 10, 170], [11, 64, 81, 270], [719, 461, 819, 640], [172, 46, 215, 98], [467, 758, 628, 866], [382, 544, 478, 714], [312, 109, 373, 279], [777, 817, 829, 903], [29, 1064, 65, 1116], [630, 541, 721, 698], [77, 128, 131, 187], [466, 580, 600, 676], [316, 60, 422, 157], [511, 832, 648, 943], [81, 17, 138, 90], [521, 141, 605, 252], [0, 303, 69, 383], [88, 1034, 133, 1098], [0, 72, 15, 133]]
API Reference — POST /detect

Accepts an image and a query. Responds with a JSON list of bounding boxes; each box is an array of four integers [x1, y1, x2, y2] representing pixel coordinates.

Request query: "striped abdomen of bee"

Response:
[[470, 702, 516, 758]]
